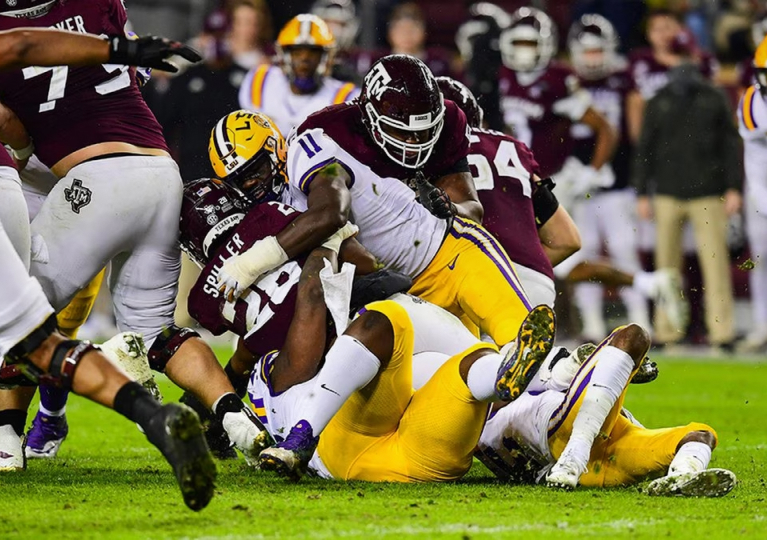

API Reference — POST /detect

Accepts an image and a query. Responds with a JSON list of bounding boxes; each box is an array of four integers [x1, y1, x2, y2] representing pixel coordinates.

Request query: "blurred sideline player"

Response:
[[498, 7, 617, 213], [310, 0, 362, 84], [476, 325, 736, 497], [737, 36, 767, 353], [0, 23, 216, 511], [213, 56, 534, 354], [436, 76, 685, 327], [175, 176, 555, 482], [239, 14, 358, 135], [0, 0, 267, 467], [567, 14, 652, 341]]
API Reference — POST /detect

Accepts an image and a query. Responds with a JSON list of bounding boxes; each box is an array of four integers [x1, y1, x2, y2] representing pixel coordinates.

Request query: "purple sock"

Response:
[[39, 383, 69, 416]]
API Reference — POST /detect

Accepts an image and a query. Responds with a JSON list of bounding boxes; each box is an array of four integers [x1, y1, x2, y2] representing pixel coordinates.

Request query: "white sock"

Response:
[[558, 346, 634, 468], [466, 352, 503, 401], [302, 335, 381, 436], [549, 352, 582, 392], [39, 404, 66, 417], [668, 441, 712, 476]]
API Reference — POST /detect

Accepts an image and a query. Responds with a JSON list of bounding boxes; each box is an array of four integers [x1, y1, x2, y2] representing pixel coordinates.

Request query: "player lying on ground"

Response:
[[475, 325, 735, 497], [436, 76, 686, 330], [177, 177, 554, 481], [211, 56, 535, 353], [0, 0, 266, 467]]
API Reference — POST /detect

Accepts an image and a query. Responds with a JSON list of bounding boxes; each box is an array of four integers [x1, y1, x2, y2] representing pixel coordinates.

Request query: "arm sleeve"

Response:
[[287, 128, 353, 195], [532, 178, 560, 227]]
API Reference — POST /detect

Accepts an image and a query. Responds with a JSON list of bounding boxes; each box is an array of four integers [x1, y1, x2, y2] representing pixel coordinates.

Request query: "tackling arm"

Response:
[[0, 29, 201, 72], [433, 171, 484, 223], [538, 206, 581, 267], [268, 246, 338, 393]]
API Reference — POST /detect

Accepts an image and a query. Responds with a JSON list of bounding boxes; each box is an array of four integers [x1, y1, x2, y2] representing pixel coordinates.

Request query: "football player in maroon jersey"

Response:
[[498, 7, 617, 206], [0, 0, 266, 470], [439, 76, 686, 335], [0, 20, 215, 510]]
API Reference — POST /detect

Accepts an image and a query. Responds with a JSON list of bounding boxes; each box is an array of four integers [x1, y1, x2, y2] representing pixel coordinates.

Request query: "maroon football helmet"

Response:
[[358, 54, 445, 169], [435, 76, 483, 129], [179, 178, 249, 266], [0, 0, 57, 18]]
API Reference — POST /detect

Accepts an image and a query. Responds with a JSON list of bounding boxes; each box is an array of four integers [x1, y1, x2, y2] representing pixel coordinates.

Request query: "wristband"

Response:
[[236, 235, 289, 276], [321, 222, 359, 254], [532, 178, 560, 228], [11, 140, 34, 161]]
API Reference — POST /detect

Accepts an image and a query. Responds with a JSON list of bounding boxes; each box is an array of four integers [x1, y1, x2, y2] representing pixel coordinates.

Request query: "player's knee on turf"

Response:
[[678, 425, 718, 451], [608, 324, 650, 369]]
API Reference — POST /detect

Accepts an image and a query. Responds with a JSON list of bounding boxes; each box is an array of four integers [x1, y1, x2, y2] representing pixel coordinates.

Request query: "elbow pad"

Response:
[[533, 178, 560, 228]]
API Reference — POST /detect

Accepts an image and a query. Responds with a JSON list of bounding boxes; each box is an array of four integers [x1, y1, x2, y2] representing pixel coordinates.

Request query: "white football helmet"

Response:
[[499, 7, 558, 72], [568, 14, 619, 79], [311, 0, 359, 50]]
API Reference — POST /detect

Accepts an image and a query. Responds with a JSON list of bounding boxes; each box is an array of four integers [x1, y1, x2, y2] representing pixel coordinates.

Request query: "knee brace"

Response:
[[4, 314, 96, 389], [147, 326, 200, 372]]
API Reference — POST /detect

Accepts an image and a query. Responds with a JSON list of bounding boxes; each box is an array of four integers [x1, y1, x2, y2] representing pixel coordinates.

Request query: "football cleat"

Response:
[[736, 327, 767, 353], [25, 412, 68, 459], [100, 332, 162, 403], [496, 305, 556, 402], [631, 356, 659, 384], [0, 425, 25, 471], [179, 391, 237, 460], [221, 408, 273, 466], [259, 420, 318, 481], [545, 447, 587, 490], [646, 468, 736, 498], [143, 403, 217, 511]]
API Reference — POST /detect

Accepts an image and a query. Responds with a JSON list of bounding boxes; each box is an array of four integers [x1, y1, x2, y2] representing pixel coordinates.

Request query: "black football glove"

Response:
[[414, 171, 456, 220], [108, 35, 203, 73]]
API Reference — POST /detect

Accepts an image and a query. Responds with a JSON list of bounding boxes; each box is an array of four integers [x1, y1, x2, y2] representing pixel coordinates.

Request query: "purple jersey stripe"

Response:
[[450, 219, 533, 311], [749, 89, 759, 130], [547, 368, 595, 439], [298, 158, 356, 194]]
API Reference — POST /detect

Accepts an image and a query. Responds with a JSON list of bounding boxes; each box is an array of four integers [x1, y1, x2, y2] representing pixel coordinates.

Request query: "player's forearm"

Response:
[[0, 30, 109, 70], [0, 101, 30, 150], [452, 199, 484, 223], [278, 170, 352, 258], [538, 206, 581, 266], [626, 91, 644, 144], [590, 123, 617, 170], [566, 260, 633, 287]]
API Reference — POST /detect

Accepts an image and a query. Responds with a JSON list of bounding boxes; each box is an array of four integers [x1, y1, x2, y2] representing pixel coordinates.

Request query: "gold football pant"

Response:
[[409, 217, 531, 346], [317, 299, 496, 482], [547, 328, 717, 487], [56, 270, 105, 338]]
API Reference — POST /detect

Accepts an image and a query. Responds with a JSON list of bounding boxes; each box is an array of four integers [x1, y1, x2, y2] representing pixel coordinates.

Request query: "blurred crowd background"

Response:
[[103, 0, 767, 354]]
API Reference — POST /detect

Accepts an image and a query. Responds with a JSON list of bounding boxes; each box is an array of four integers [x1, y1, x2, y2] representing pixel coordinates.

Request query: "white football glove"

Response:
[[321, 222, 359, 254], [217, 235, 288, 302]]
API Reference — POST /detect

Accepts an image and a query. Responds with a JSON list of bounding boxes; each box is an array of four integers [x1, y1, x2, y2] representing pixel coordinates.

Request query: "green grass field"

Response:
[[1, 354, 765, 540]]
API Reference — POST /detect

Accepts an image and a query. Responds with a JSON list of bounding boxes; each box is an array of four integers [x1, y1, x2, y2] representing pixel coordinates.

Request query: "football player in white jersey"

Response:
[[475, 326, 735, 497], [737, 37, 767, 352], [238, 14, 359, 135], [0, 24, 216, 511]]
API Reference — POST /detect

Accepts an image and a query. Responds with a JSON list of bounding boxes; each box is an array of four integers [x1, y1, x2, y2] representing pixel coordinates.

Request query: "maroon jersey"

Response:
[[187, 201, 305, 358], [0, 147, 15, 169], [0, 0, 168, 168], [737, 59, 756, 89], [628, 47, 718, 100], [297, 99, 470, 181], [572, 70, 633, 191], [469, 128, 553, 280], [499, 61, 587, 178]]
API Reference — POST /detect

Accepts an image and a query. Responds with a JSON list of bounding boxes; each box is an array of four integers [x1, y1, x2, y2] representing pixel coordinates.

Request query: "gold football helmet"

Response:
[[755, 36, 767, 96], [277, 14, 336, 91], [209, 110, 288, 203]]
